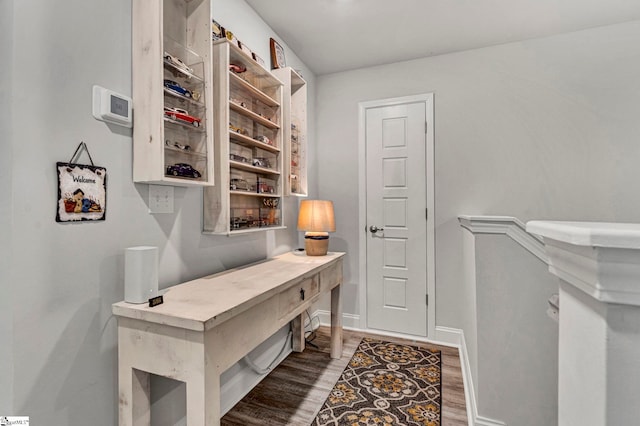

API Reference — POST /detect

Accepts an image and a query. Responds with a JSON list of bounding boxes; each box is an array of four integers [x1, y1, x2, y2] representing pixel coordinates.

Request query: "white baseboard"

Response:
[[314, 309, 361, 330], [476, 416, 507, 426], [435, 326, 477, 426], [434, 325, 464, 346], [435, 326, 506, 426]]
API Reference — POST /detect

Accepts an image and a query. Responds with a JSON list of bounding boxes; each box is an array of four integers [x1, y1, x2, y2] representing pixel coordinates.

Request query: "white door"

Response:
[[363, 96, 434, 336]]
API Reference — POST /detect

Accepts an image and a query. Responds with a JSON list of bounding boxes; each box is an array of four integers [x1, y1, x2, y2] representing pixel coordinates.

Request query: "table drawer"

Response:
[[319, 260, 342, 292], [278, 277, 318, 318]]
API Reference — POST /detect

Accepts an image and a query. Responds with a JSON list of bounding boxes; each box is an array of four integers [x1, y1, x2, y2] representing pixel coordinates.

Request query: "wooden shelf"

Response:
[[230, 160, 281, 176], [229, 73, 280, 108], [164, 145, 207, 158], [273, 67, 308, 196], [230, 101, 280, 129], [204, 39, 284, 235], [163, 88, 206, 108], [229, 131, 280, 153], [229, 190, 280, 198]]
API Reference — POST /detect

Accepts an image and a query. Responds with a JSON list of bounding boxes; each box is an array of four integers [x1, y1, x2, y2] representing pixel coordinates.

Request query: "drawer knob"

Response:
[[300, 288, 305, 301]]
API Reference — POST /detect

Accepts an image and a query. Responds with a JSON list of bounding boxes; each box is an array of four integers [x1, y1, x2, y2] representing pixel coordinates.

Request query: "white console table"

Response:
[[112, 251, 345, 426], [527, 221, 640, 425]]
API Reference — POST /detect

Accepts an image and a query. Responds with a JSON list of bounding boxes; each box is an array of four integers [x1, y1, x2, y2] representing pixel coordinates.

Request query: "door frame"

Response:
[[358, 93, 435, 338]]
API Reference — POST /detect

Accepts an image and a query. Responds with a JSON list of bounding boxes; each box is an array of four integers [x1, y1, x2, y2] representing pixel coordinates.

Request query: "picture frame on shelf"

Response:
[[270, 38, 286, 69]]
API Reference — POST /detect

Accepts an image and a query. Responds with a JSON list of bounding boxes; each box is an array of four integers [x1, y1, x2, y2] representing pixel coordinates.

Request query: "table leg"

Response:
[[119, 366, 151, 426], [186, 362, 221, 425], [330, 284, 343, 359], [292, 312, 306, 352]]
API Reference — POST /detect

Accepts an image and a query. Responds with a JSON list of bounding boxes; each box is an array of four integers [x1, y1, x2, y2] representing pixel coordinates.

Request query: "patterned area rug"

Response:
[[312, 337, 441, 426]]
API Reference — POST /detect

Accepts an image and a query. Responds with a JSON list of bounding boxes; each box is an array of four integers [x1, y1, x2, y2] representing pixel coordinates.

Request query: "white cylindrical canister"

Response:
[[124, 246, 158, 304]]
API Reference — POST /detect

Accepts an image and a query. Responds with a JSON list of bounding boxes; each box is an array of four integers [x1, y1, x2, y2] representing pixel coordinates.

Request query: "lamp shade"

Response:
[[297, 200, 336, 232]]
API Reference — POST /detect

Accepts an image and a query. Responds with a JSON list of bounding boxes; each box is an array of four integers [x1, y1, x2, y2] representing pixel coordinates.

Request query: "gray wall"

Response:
[[475, 235, 558, 424], [316, 20, 640, 330], [3, 0, 314, 423], [0, 0, 14, 415]]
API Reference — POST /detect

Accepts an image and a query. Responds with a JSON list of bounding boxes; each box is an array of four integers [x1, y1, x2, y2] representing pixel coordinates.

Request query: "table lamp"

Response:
[[297, 200, 336, 256]]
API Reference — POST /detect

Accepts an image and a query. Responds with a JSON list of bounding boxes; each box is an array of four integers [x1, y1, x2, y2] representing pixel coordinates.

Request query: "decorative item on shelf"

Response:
[[230, 97, 247, 108], [225, 29, 238, 46], [257, 182, 275, 194], [253, 135, 272, 146], [238, 41, 253, 58], [252, 52, 266, 68], [56, 141, 106, 223], [164, 107, 201, 127], [269, 37, 286, 69], [211, 19, 226, 40], [263, 198, 279, 208], [297, 200, 336, 256], [164, 79, 192, 98], [252, 157, 271, 169], [229, 123, 248, 135], [229, 153, 249, 163], [229, 63, 247, 74], [230, 178, 253, 192], [165, 140, 191, 151], [166, 163, 201, 179], [163, 51, 194, 75]]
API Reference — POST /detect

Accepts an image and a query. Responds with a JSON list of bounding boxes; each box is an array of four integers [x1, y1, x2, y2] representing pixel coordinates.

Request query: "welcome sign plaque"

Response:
[[56, 142, 107, 223]]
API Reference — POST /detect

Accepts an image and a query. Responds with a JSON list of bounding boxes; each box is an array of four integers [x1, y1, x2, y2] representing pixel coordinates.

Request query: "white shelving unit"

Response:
[[204, 39, 284, 234], [131, 0, 214, 186], [273, 67, 308, 196]]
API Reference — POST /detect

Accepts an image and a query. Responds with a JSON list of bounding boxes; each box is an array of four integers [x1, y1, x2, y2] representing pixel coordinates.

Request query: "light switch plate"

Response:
[[148, 185, 174, 214]]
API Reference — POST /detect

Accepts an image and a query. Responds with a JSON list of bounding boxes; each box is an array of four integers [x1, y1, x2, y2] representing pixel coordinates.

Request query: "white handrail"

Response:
[[458, 215, 548, 264]]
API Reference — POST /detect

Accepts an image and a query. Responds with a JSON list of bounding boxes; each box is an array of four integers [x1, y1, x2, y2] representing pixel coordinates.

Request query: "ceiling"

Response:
[[245, 0, 640, 75]]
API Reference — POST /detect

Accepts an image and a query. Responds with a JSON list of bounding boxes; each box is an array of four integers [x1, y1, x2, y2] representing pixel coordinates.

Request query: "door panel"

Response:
[[366, 101, 427, 336]]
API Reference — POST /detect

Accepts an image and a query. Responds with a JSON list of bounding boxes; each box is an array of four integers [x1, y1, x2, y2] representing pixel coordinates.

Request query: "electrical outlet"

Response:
[[148, 185, 174, 214]]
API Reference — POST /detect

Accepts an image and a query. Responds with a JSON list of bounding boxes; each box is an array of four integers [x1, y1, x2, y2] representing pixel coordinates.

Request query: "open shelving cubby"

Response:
[[132, 0, 214, 186], [203, 39, 284, 234], [273, 67, 308, 196]]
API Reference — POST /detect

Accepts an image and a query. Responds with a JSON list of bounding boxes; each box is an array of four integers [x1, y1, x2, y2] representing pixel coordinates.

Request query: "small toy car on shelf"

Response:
[[252, 157, 271, 168], [253, 135, 272, 146], [164, 107, 201, 127], [164, 51, 194, 75], [230, 217, 248, 229], [257, 112, 272, 121], [229, 123, 248, 135], [229, 98, 247, 108], [166, 163, 201, 178], [229, 153, 248, 163], [257, 182, 275, 194], [165, 140, 192, 151], [230, 178, 253, 191], [164, 79, 192, 98]]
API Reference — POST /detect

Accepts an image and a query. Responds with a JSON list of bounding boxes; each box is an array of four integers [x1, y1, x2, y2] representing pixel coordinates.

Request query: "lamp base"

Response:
[[305, 233, 329, 256]]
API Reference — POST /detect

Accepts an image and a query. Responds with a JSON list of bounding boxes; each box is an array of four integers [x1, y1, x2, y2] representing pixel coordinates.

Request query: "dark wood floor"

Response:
[[221, 327, 468, 426]]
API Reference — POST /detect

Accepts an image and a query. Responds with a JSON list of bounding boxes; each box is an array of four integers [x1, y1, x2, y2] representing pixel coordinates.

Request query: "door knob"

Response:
[[369, 225, 384, 233]]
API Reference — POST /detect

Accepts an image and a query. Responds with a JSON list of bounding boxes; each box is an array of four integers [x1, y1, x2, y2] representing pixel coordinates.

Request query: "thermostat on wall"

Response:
[[92, 85, 133, 128]]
